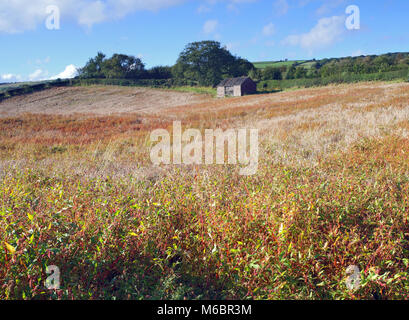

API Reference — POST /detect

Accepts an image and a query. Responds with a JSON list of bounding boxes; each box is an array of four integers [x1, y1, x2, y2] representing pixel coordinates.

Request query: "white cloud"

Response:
[[78, 1, 107, 28], [28, 69, 49, 81], [0, 1, 47, 33], [2, 74, 15, 80], [262, 23, 275, 36], [203, 19, 218, 34], [1, 65, 77, 83], [1, 74, 22, 83], [0, 0, 262, 32], [50, 64, 79, 79], [0, 0, 187, 33], [283, 15, 345, 53]]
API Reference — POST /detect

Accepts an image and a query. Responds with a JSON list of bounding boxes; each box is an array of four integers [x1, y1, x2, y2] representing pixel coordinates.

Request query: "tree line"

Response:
[[78, 41, 254, 87], [78, 42, 409, 87], [251, 53, 409, 81], [77, 52, 173, 80]]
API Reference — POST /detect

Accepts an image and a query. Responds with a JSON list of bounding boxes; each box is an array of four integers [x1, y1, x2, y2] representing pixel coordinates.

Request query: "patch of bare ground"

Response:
[[0, 85, 213, 117]]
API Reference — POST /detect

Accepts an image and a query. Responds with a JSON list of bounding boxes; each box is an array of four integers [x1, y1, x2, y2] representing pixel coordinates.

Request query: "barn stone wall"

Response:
[[217, 77, 257, 98], [234, 85, 242, 96], [217, 86, 225, 98]]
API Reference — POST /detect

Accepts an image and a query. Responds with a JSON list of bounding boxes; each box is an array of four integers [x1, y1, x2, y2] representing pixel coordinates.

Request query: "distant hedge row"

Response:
[[72, 78, 199, 88], [1, 68, 408, 103], [0, 78, 206, 102], [0, 79, 73, 102], [0, 78, 203, 102], [258, 69, 409, 91]]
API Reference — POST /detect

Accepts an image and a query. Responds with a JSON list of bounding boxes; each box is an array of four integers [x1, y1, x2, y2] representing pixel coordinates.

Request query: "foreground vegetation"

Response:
[[1, 82, 409, 300]]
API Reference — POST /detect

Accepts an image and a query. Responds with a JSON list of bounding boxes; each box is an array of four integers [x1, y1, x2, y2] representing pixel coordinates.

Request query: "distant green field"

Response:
[[257, 68, 409, 92], [297, 61, 316, 69], [252, 60, 306, 69], [0, 81, 51, 93], [0, 83, 18, 93], [0, 80, 74, 100]]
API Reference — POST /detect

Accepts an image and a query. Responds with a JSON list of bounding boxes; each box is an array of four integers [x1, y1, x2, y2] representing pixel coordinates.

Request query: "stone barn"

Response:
[[217, 77, 257, 98]]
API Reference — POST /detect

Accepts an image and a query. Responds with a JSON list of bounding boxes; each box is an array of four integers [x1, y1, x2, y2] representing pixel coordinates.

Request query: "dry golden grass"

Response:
[[0, 81, 408, 177]]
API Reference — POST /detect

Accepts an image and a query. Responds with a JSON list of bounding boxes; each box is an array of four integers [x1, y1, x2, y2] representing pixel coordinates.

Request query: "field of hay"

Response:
[[1, 82, 409, 300], [0, 86, 213, 117]]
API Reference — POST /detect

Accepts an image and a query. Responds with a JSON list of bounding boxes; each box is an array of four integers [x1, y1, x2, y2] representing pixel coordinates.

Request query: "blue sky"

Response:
[[0, 0, 408, 82]]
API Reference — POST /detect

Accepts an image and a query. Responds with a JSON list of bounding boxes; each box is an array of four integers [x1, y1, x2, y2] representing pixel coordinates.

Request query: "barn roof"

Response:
[[217, 76, 252, 87]]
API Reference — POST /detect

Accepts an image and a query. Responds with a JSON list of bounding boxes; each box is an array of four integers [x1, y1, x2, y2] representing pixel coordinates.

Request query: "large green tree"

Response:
[[102, 54, 145, 79], [173, 41, 254, 86], [78, 52, 106, 78], [79, 53, 145, 79]]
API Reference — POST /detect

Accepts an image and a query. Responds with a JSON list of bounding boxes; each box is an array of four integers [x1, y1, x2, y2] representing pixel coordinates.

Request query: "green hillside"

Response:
[[252, 60, 306, 69]]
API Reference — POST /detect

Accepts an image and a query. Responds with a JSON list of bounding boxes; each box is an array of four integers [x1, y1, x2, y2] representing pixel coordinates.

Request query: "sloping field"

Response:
[[0, 85, 213, 117], [253, 60, 306, 69], [1, 82, 409, 300]]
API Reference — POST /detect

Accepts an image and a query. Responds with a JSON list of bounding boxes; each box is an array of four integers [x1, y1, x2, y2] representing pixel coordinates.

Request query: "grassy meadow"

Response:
[[1, 82, 409, 300], [252, 60, 307, 69]]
